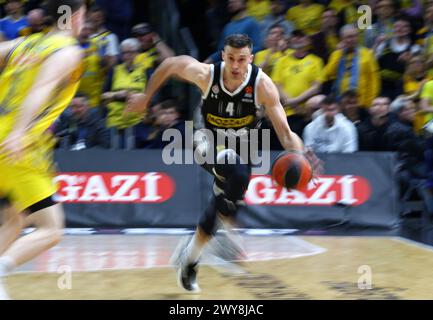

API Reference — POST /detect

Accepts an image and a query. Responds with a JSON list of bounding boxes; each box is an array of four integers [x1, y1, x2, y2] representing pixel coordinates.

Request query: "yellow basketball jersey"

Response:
[[0, 33, 83, 146]]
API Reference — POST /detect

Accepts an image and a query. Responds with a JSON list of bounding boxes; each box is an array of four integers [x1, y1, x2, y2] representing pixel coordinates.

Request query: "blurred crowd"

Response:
[[0, 0, 432, 213], [0, 0, 183, 150]]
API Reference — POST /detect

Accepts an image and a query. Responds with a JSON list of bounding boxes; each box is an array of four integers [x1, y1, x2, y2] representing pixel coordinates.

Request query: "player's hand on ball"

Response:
[[304, 147, 323, 179], [124, 93, 148, 116]]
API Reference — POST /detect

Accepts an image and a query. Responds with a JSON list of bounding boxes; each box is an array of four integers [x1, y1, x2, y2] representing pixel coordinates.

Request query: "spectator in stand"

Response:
[[327, 0, 350, 12], [357, 96, 394, 151], [288, 93, 326, 138], [152, 100, 185, 149], [303, 94, 358, 153], [310, 8, 341, 63], [88, 5, 120, 70], [307, 94, 326, 120], [404, 54, 431, 133], [272, 29, 324, 118], [77, 20, 105, 110], [340, 89, 369, 126], [403, 54, 430, 98], [260, 0, 294, 44], [134, 102, 162, 149], [102, 38, 146, 134], [374, 17, 421, 100], [254, 24, 286, 76], [53, 95, 110, 150], [328, 0, 363, 30], [0, 0, 28, 40], [246, 0, 271, 22], [387, 95, 426, 196], [205, 0, 262, 63], [415, 4, 433, 55], [19, 8, 49, 36], [131, 23, 175, 72], [364, 0, 396, 49], [132, 22, 175, 104], [135, 100, 185, 149], [324, 24, 380, 108], [286, 0, 324, 35], [419, 78, 433, 134], [415, 4, 433, 80]]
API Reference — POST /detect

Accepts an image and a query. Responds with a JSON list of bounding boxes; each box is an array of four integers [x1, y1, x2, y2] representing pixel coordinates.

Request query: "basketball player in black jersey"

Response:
[[127, 34, 320, 293]]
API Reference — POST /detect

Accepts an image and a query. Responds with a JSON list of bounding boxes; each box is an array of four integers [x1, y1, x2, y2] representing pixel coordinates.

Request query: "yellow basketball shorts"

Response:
[[0, 159, 57, 213], [0, 136, 57, 213]]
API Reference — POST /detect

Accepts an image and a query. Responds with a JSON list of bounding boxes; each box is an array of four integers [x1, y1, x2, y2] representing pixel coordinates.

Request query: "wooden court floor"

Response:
[[4, 234, 433, 299]]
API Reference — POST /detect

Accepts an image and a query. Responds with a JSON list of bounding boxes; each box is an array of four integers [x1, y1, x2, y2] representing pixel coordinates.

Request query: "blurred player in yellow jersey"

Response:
[[0, 0, 85, 299]]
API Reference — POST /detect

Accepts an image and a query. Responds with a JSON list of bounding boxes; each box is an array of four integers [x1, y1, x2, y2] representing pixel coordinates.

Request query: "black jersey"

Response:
[[201, 62, 262, 133]]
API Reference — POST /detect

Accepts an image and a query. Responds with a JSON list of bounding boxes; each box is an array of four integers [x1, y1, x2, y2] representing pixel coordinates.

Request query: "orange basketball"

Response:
[[271, 151, 313, 190]]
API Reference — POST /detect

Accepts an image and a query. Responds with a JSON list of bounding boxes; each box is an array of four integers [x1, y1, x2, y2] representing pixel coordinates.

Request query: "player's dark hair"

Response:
[[160, 99, 180, 112], [88, 4, 105, 15], [224, 34, 253, 51], [45, 0, 85, 25]]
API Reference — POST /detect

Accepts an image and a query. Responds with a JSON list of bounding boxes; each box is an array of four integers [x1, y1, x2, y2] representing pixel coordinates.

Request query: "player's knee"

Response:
[[214, 150, 250, 197], [215, 167, 250, 202], [215, 149, 246, 176]]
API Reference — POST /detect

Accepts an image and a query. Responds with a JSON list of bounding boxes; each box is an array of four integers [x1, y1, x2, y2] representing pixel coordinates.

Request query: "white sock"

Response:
[[186, 234, 205, 264], [0, 257, 15, 277]]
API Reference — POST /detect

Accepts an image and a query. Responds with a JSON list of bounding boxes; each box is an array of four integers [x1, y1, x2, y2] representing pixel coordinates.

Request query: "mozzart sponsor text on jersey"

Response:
[[53, 172, 371, 206]]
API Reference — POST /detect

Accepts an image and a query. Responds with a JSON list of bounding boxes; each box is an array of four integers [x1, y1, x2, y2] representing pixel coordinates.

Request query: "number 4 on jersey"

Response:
[[226, 102, 234, 116]]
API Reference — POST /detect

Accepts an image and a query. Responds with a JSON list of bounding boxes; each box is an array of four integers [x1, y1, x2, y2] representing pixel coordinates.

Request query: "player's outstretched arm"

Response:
[[126, 55, 211, 114], [0, 46, 82, 162], [257, 73, 304, 152]]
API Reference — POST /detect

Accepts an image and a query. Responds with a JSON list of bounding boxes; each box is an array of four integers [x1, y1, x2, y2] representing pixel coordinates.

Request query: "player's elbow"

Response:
[[161, 56, 175, 71], [165, 55, 191, 66], [163, 56, 190, 75]]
